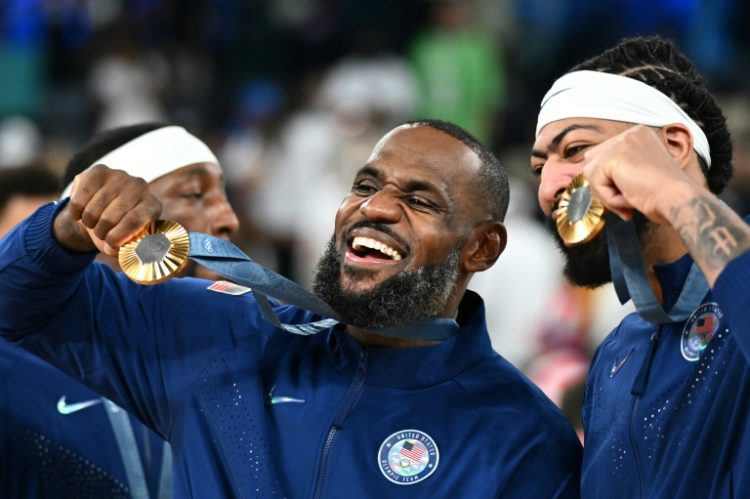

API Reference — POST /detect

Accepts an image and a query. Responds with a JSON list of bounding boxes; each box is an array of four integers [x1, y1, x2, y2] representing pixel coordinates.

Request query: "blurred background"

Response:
[[2, 0, 750, 438]]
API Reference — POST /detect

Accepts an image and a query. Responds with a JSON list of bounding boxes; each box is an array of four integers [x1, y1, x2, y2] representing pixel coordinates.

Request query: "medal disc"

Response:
[[556, 174, 606, 246], [118, 220, 190, 285]]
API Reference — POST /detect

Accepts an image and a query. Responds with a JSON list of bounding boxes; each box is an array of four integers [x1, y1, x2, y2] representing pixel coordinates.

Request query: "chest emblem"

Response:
[[378, 429, 439, 485], [681, 302, 723, 362]]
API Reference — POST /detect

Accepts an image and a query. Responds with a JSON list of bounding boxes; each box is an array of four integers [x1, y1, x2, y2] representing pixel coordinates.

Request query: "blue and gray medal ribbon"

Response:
[[555, 174, 708, 324], [118, 221, 459, 341], [606, 213, 708, 323]]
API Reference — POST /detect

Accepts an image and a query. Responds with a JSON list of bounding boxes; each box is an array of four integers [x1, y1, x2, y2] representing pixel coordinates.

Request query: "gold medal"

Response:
[[118, 220, 190, 285], [556, 174, 606, 246]]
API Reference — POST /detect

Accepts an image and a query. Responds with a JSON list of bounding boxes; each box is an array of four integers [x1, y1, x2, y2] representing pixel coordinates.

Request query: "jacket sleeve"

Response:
[[712, 249, 750, 362], [496, 430, 582, 498], [0, 202, 271, 440]]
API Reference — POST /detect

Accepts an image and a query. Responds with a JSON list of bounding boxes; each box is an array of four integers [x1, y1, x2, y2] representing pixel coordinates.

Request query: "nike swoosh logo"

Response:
[[540, 86, 572, 108], [267, 385, 305, 405], [609, 349, 633, 378], [57, 396, 103, 415]]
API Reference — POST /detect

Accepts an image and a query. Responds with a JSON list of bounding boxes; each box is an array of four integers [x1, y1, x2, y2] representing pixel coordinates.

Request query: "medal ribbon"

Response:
[[606, 213, 708, 323], [104, 399, 172, 499], [187, 233, 459, 341]]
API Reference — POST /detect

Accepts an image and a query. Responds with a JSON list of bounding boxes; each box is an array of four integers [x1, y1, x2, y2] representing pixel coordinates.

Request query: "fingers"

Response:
[[104, 204, 160, 248], [67, 165, 162, 251]]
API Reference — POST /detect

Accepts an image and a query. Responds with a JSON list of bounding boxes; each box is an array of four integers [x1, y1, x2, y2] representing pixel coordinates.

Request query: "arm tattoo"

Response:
[[670, 196, 750, 275]]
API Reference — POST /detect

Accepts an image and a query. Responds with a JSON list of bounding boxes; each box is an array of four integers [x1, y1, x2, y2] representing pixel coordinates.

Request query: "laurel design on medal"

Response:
[[556, 174, 606, 246], [118, 220, 190, 285]]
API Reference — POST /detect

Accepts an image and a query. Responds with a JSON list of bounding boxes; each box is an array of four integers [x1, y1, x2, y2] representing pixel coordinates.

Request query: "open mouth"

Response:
[[348, 236, 404, 262]]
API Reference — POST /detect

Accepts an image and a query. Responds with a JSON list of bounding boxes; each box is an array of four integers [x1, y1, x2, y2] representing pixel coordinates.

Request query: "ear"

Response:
[[462, 221, 507, 273], [658, 123, 694, 169]]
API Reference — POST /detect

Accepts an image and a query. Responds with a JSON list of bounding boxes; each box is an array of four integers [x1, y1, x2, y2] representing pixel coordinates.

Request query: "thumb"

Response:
[[84, 226, 118, 256]]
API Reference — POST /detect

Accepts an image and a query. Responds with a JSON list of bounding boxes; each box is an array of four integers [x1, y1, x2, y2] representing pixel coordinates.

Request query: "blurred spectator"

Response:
[[315, 33, 416, 122], [408, 0, 506, 144], [218, 79, 288, 271], [88, 29, 168, 130], [469, 177, 564, 365], [719, 94, 750, 216], [0, 0, 46, 119], [0, 165, 58, 239], [0, 116, 42, 168], [220, 79, 286, 195]]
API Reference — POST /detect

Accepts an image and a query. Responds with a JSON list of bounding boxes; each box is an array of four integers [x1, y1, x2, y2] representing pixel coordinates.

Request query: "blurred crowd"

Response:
[[2, 0, 750, 436]]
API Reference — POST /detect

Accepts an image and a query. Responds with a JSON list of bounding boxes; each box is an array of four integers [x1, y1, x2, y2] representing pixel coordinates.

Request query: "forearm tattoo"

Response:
[[670, 196, 750, 275]]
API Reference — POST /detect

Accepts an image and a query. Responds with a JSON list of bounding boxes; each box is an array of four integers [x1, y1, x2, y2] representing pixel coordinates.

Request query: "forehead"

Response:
[[368, 125, 481, 184], [150, 161, 223, 187]]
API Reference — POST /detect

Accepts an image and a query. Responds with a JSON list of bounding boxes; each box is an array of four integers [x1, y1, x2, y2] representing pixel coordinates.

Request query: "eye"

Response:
[[563, 144, 589, 159], [531, 165, 544, 178], [405, 196, 436, 210], [182, 191, 204, 200], [352, 180, 377, 195]]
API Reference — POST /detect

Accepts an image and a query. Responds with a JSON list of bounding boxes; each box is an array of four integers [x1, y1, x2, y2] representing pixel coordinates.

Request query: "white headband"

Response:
[[535, 70, 711, 168], [61, 126, 219, 198]]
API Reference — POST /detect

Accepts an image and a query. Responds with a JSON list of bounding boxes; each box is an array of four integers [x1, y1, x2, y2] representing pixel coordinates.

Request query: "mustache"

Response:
[[344, 221, 411, 253]]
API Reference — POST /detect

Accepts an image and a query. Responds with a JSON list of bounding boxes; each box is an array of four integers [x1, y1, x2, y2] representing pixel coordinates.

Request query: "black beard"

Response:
[[312, 236, 460, 329], [546, 212, 652, 288]]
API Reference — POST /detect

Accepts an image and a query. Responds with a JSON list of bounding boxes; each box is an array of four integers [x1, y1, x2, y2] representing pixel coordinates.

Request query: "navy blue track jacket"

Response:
[[0, 203, 582, 498], [582, 248, 750, 498], [0, 342, 170, 498]]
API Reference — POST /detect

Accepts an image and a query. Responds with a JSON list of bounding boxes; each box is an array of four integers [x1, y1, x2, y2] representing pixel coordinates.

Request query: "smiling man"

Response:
[[531, 37, 750, 498], [0, 119, 581, 498], [0, 123, 239, 499]]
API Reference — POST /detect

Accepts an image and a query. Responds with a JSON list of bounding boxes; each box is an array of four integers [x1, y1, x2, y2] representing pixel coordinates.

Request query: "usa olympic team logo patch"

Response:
[[378, 429, 439, 485], [681, 302, 723, 362]]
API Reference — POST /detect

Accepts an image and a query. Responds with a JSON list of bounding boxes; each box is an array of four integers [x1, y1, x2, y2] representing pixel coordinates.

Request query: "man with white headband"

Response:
[[0, 123, 239, 499], [0, 118, 583, 497], [532, 36, 750, 497]]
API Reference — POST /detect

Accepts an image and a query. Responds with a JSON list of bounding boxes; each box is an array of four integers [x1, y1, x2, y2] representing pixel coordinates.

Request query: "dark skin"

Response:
[[65, 162, 240, 280], [54, 125, 506, 348], [55, 166, 162, 255], [333, 125, 506, 347], [532, 118, 750, 289], [147, 162, 239, 280]]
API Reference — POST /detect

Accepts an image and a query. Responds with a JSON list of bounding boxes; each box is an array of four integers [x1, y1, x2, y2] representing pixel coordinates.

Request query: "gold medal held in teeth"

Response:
[[118, 220, 190, 285], [556, 174, 606, 246]]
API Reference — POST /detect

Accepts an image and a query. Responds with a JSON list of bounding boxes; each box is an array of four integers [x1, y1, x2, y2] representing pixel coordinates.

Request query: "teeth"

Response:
[[351, 236, 402, 260]]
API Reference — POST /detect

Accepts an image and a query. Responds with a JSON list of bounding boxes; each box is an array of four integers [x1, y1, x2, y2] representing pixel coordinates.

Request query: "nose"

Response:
[[209, 197, 240, 239], [358, 189, 401, 223], [538, 157, 584, 216]]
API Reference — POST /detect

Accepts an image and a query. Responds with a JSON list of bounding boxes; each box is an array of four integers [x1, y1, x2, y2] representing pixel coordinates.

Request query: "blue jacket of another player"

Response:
[[0, 202, 582, 498], [582, 245, 750, 498], [0, 342, 170, 499]]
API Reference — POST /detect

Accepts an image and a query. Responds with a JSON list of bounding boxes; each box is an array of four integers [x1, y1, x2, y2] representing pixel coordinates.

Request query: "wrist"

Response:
[[659, 179, 704, 226], [53, 206, 97, 253]]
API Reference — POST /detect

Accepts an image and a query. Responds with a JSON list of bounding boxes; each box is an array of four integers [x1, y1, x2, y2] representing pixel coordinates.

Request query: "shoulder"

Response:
[[0, 339, 58, 384], [139, 276, 274, 333], [455, 355, 580, 446]]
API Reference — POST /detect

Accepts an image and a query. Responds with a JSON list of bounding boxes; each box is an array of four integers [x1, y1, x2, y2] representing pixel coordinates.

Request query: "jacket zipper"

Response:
[[629, 325, 662, 499], [313, 350, 368, 499]]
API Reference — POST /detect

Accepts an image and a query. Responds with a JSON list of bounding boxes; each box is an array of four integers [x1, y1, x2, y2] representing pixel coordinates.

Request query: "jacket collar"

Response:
[[653, 252, 694, 311], [325, 291, 495, 389]]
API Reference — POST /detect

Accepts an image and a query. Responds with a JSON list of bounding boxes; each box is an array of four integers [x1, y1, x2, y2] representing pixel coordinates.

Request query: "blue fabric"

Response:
[[0, 201, 171, 499], [0, 342, 169, 499], [582, 221, 750, 498], [0, 203, 581, 498]]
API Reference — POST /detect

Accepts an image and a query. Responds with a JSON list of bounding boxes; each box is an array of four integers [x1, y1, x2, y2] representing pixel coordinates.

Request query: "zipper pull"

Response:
[[631, 326, 662, 397]]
